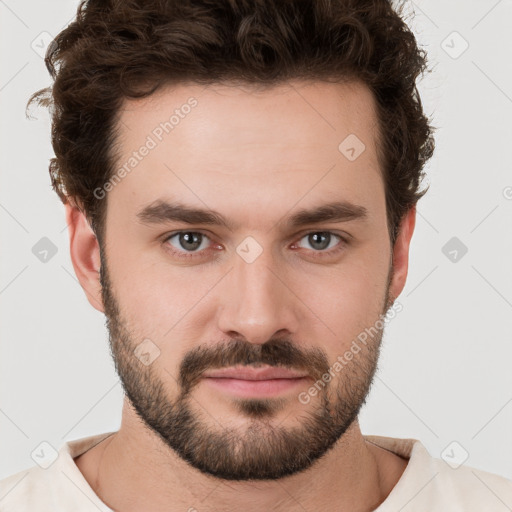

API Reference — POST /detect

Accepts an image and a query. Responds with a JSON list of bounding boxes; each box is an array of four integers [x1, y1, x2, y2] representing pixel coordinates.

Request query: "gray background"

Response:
[[1, 0, 511, 489]]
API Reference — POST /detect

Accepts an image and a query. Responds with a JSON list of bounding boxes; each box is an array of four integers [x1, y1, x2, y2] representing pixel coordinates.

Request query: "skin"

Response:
[[67, 80, 415, 511]]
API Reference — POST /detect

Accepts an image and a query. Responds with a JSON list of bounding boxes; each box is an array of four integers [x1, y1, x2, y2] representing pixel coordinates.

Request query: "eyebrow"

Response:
[[136, 199, 368, 231]]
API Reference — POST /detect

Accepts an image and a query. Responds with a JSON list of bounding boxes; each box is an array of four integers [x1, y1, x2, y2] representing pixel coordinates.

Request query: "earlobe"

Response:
[[64, 202, 105, 313], [388, 206, 416, 301]]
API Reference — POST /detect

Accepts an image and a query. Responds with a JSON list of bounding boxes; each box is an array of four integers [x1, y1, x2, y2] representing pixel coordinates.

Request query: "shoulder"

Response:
[[425, 455, 512, 509], [0, 432, 116, 512], [0, 464, 57, 512], [0, 460, 113, 512], [365, 435, 512, 511]]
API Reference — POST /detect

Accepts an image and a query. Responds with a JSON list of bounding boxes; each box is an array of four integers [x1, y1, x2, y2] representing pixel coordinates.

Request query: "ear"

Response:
[[388, 206, 416, 301], [65, 202, 104, 313]]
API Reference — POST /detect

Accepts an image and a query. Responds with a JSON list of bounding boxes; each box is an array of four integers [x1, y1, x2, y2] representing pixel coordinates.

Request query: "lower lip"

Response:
[[203, 377, 308, 398]]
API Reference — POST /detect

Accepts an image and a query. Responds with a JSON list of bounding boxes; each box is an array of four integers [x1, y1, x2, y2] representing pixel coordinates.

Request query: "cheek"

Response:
[[105, 241, 223, 373], [104, 239, 176, 339], [112, 272, 198, 340], [300, 248, 390, 356]]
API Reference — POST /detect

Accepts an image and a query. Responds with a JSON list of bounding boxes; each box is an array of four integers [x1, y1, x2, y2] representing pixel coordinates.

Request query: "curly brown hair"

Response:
[[27, 0, 435, 246]]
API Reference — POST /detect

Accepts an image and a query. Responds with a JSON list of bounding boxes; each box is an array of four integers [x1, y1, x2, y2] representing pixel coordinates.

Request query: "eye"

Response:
[[293, 231, 346, 257], [163, 231, 215, 259], [162, 230, 348, 261]]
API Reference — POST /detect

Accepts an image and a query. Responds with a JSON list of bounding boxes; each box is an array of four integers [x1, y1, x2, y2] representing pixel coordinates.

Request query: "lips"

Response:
[[201, 365, 308, 381]]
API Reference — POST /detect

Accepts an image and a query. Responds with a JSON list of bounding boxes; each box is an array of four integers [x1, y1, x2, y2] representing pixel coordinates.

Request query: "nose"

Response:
[[216, 243, 300, 345]]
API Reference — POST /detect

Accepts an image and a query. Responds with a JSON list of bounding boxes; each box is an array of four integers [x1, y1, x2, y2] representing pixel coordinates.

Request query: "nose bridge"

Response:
[[217, 239, 298, 344]]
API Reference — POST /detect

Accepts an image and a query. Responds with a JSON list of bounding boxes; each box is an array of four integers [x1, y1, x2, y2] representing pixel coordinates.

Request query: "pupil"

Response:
[[181, 232, 201, 250], [310, 232, 329, 250]]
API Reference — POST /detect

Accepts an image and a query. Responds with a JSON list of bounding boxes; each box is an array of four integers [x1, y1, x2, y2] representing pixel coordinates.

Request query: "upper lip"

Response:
[[202, 366, 308, 380]]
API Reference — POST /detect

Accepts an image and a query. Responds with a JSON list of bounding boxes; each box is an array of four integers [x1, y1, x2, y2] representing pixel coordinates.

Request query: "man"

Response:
[[1, 0, 510, 510]]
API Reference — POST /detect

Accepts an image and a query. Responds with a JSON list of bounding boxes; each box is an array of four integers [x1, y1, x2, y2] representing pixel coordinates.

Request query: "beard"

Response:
[[99, 250, 392, 481]]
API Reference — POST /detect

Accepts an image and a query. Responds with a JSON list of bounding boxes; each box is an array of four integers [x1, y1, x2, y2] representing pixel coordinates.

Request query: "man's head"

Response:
[[30, 0, 434, 481]]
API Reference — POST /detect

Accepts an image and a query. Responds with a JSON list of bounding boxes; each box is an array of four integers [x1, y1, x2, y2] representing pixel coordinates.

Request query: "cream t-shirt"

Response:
[[1, 431, 510, 511]]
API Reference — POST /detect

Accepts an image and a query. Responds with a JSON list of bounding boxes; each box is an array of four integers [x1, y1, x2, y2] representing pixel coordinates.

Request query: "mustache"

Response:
[[179, 338, 330, 394]]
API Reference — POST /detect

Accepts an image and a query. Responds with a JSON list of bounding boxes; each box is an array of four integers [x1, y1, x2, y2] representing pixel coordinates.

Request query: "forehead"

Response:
[[117, 79, 380, 155], [108, 80, 384, 228]]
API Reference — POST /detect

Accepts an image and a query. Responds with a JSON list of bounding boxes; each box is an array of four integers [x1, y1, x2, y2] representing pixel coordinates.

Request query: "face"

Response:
[[85, 80, 410, 480]]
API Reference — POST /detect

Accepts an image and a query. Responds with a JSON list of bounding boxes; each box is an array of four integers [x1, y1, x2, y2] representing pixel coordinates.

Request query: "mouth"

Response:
[[201, 365, 310, 398]]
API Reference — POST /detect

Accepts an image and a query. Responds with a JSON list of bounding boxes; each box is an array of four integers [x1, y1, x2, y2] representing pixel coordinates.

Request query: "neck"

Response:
[[76, 400, 406, 512]]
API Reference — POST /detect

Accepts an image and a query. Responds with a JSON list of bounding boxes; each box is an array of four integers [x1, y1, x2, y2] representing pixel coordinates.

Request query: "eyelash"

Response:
[[162, 230, 349, 261]]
